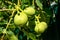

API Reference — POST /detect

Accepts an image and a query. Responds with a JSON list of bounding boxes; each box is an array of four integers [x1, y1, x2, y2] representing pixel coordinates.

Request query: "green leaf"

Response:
[[8, 24, 16, 29], [0, 27, 3, 34], [22, 29, 36, 40], [2, 29, 6, 34], [55, 0, 58, 2], [36, 0, 43, 10], [22, 0, 29, 3], [0, 20, 8, 25], [28, 33, 36, 40], [9, 35, 18, 40], [7, 30, 14, 36]]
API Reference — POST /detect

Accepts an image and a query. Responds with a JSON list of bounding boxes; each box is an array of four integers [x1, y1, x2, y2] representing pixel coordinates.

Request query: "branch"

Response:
[[0, 9, 16, 11], [6, 10, 15, 29], [5, 1, 16, 5]]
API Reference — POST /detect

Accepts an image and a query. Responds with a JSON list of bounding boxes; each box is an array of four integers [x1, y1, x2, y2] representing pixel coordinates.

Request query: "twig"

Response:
[[32, 0, 35, 6], [19, 8, 23, 12], [0, 9, 16, 11], [5, 1, 16, 5], [18, 0, 20, 6], [1, 34, 4, 40], [6, 10, 15, 29]]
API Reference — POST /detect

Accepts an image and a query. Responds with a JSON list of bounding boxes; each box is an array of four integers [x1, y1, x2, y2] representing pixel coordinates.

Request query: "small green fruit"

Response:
[[24, 7, 35, 15], [14, 12, 28, 25], [34, 22, 47, 33]]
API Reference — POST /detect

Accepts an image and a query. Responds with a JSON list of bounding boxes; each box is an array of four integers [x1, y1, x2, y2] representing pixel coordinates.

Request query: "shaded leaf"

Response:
[[9, 35, 18, 40], [0, 27, 3, 34], [22, 29, 36, 40], [36, 0, 43, 10], [28, 33, 36, 40]]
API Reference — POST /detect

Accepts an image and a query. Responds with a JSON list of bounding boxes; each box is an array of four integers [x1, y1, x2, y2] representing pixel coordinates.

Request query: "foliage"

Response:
[[0, 0, 58, 40]]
